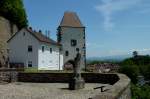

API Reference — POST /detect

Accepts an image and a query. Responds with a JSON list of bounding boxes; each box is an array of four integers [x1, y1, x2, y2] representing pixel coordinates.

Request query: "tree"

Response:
[[0, 0, 28, 29], [119, 64, 139, 84], [133, 51, 138, 58], [131, 84, 150, 99]]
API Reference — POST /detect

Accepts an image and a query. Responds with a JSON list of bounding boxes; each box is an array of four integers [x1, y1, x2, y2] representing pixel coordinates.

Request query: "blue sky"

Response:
[[23, 0, 150, 57]]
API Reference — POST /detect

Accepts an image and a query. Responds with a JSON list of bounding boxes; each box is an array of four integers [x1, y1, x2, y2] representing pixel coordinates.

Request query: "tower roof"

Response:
[[59, 12, 84, 28]]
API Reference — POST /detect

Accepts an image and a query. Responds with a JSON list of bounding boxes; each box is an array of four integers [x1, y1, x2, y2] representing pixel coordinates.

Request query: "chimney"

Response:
[[45, 30, 50, 38], [39, 30, 42, 33], [47, 30, 50, 38], [29, 27, 32, 30]]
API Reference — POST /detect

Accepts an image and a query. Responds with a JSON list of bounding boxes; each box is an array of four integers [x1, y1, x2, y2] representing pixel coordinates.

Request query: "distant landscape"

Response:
[[87, 51, 150, 99], [87, 54, 132, 62]]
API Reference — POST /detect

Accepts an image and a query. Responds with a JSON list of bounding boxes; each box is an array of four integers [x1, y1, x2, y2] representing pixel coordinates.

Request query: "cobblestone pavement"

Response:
[[0, 83, 111, 99]]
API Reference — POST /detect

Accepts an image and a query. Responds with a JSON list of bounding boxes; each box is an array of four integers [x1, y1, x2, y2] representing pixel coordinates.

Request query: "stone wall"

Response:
[[0, 68, 22, 83], [92, 74, 131, 99], [18, 73, 119, 85], [0, 16, 18, 67]]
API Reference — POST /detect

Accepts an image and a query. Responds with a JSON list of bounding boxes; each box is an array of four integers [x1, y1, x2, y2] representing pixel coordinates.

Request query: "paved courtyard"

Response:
[[0, 83, 112, 99]]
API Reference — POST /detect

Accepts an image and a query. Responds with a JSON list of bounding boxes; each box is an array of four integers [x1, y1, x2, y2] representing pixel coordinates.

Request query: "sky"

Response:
[[23, 0, 150, 57]]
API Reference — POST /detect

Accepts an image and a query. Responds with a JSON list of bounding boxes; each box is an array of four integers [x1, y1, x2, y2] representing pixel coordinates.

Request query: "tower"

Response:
[[57, 12, 86, 69]]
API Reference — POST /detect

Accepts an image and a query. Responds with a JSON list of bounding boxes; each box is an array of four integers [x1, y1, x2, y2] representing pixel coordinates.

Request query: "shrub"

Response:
[[131, 84, 150, 99], [119, 65, 139, 84]]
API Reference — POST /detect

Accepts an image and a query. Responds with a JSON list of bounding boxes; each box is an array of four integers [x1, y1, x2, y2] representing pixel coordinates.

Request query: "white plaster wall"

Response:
[[8, 28, 63, 70], [38, 43, 63, 70], [8, 29, 39, 67], [59, 54, 63, 70]]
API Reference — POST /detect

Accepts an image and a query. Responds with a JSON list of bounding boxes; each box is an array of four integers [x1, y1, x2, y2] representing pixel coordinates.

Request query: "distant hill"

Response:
[[87, 54, 132, 62]]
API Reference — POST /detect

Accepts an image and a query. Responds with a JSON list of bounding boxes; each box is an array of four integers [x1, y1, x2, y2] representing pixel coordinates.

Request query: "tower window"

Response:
[[83, 46, 85, 50], [76, 48, 79, 52], [71, 39, 77, 46], [50, 48, 52, 53], [42, 46, 45, 52], [65, 51, 69, 56], [28, 45, 32, 52]]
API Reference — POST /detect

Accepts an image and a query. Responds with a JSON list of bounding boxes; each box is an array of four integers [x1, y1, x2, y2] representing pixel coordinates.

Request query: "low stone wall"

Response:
[[0, 68, 23, 83], [18, 73, 119, 85], [92, 74, 131, 99]]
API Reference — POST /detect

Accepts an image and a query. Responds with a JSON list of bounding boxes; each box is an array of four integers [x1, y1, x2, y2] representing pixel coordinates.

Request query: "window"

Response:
[[65, 51, 69, 56], [23, 32, 25, 36], [50, 48, 52, 53], [83, 36, 85, 39], [76, 48, 79, 52], [28, 45, 32, 52], [28, 61, 32, 67], [83, 46, 85, 50], [42, 46, 45, 52], [71, 39, 77, 46]]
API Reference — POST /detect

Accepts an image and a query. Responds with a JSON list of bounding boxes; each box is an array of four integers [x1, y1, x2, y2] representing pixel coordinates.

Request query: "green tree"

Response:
[[119, 64, 139, 84], [140, 65, 150, 80], [0, 0, 28, 29], [133, 51, 138, 58], [131, 84, 150, 99]]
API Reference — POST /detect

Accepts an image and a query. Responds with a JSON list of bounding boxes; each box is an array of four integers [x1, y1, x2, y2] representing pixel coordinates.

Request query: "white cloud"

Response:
[[95, 0, 142, 31], [130, 48, 150, 53], [87, 48, 150, 57], [138, 8, 150, 14], [87, 42, 104, 48], [108, 48, 150, 56]]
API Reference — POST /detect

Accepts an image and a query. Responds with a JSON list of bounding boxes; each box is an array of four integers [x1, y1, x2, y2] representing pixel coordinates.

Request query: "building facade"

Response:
[[57, 12, 86, 69], [7, 12, 86, 70], [8, 28, 63, 70]]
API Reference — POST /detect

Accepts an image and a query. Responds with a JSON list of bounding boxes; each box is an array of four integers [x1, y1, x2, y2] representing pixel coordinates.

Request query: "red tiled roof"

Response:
[[8, 28, 61, 46], [26, 28, 61, 46], [59, 12, 84, 27]]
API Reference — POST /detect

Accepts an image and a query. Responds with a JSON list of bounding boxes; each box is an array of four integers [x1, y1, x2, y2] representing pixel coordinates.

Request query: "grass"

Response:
[[23, 67, 90, 73]]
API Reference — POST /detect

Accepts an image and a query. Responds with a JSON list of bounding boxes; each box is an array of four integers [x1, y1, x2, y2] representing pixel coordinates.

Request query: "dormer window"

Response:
[[71, 39, 77, 46]]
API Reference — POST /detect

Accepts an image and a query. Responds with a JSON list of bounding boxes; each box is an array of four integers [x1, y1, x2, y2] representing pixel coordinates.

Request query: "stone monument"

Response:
[[69, 52, 85, 90]]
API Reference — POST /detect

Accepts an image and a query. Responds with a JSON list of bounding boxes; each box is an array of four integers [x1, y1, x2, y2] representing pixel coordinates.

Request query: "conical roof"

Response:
[[59, 12, 84, 27]]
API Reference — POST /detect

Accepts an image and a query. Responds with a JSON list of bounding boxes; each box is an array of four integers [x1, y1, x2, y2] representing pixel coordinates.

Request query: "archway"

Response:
[[64, 60, 75, 70]]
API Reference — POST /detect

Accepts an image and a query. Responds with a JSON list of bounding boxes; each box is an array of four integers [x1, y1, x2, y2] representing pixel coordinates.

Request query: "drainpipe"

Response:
[[59, 47, 61, 70]]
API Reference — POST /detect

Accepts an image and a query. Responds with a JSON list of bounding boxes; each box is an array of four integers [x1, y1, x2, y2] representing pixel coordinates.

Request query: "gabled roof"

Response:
[[8, 28, 61, 46], [59, 12, 84, 28]]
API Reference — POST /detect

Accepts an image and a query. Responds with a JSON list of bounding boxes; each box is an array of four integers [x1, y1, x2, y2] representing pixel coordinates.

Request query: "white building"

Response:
[[7, 28, 63, 70]]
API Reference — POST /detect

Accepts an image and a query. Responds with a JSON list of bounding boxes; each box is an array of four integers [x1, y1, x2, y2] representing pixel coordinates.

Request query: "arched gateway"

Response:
[[64, 60, 75, 70]]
